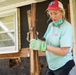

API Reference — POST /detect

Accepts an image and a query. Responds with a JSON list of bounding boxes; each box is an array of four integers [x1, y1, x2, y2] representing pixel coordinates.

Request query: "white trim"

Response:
[[0, 0, 46, 12], [0, 8, 20, 54], [0, 46, 18, 54], [0, 21, 14, 42], [0, 8, 18, 16], [0, 30, 14, 34]]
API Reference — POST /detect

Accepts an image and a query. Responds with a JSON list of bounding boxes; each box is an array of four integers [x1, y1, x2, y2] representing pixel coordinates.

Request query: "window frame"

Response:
[[0, 8, 21, 54]]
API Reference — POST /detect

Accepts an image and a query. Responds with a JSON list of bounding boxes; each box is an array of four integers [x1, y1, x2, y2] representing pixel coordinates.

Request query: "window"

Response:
[[0, 8, 21, 54]]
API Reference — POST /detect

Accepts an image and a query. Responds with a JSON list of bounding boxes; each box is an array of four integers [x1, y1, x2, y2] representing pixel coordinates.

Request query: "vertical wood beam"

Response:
[[27, 3, 40, 75], [69, 0, 76, 63], [30, 3, 40, 75]]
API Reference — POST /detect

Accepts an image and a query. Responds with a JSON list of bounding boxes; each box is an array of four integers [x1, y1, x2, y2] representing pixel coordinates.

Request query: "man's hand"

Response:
[[30, 39, 46, 51]]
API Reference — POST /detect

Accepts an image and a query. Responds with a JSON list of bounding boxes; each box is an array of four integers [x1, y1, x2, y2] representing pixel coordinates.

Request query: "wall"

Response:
[[0, 0, 71, 75], [20, 0, 69, 48]]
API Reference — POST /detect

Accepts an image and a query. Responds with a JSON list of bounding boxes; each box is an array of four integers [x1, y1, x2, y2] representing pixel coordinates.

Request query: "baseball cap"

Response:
[[46, 1, 64, 11]]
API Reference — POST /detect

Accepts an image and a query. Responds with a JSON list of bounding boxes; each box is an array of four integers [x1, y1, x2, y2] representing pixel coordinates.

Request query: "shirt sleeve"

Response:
[[60, 25, 73, 47]]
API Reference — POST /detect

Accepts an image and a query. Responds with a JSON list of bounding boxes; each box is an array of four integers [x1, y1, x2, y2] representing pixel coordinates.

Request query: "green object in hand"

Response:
[[30, 39, 46, 51]]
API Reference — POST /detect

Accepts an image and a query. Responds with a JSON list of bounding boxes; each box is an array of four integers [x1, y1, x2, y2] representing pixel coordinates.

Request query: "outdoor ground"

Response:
[[0, 56, 47, 75]]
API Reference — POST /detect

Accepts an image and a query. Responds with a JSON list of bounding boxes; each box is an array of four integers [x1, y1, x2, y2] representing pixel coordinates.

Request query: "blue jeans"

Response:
[[46, 60, 75, 75]]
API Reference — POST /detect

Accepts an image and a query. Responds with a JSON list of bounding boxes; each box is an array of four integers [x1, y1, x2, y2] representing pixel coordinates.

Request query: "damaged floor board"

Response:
[[0, 56, 47, 75]]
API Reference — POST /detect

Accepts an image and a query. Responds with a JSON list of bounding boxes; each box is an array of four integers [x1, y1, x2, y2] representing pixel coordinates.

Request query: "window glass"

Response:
[[0, 15, 15, 47]]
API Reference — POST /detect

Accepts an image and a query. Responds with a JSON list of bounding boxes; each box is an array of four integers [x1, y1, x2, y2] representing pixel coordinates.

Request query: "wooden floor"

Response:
[[0, 56, 47, 75], [0, 48, 74, 75], [0, 48, 47, 75]]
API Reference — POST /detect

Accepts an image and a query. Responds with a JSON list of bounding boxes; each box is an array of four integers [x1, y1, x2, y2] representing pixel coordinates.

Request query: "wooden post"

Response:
[[69, 0, 76, 63], [27, 3, 40, 75]]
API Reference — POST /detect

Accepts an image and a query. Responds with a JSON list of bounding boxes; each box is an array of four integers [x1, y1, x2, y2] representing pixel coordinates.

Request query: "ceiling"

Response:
[[0, 0, 46, 11]]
